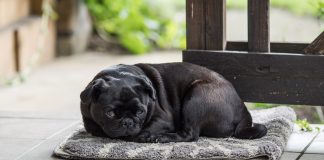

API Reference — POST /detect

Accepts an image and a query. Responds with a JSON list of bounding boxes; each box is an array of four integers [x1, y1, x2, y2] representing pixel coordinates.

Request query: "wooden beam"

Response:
[[304, 31, 324, 55], [248, 0, 270, 52], [205, 0, 226, 50], [226, 41, 309, 54], [186, 0, 205, 50], [270, 42, 308, 54], [183, 50, 324, 106]]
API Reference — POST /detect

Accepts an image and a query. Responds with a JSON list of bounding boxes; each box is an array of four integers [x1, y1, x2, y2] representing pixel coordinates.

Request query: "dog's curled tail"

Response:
[[234, 115, 267, 139]]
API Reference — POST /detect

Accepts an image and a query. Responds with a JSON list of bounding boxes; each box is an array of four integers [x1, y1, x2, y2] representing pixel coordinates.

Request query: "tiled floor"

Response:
[[286, 125, 324, 154], [0, 51, 323, 160], [284, 124, 324, 160]]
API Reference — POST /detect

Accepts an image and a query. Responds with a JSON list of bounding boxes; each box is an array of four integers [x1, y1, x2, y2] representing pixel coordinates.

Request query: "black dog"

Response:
[[80, 63, 267, 143]]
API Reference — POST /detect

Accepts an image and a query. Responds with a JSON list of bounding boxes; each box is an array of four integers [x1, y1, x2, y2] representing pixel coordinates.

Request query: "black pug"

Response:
[[80, 63, 267, 143]]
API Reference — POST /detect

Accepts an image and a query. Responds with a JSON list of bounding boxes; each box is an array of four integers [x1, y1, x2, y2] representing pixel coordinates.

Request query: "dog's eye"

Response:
[[136, 109, 144, 116], [106, 111, 115, 118]]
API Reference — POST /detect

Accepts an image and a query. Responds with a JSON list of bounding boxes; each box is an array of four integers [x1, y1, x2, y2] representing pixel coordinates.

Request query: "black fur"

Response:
[[80, 63, 267, 143]]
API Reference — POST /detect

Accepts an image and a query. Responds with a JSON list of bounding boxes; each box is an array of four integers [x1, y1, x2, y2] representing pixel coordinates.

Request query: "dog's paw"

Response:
[[135, 132, 171, 143], [135, 131, 155, 143], [154, 134, 172, 143]]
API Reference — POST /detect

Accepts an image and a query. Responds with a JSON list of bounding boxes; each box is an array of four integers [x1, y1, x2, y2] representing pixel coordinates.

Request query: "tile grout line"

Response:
[[14, 120, 80, 160], [0, 137, 47, 140], [0, 116, 79, 120], [295, 131, 320, 160]]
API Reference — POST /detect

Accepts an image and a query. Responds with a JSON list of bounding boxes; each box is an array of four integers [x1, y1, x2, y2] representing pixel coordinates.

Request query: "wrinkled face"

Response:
[[82, 74, 155, 138]]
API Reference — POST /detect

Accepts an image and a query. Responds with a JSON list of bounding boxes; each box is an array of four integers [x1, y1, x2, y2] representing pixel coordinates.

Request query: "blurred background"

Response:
[[0, 0, 323, 123]]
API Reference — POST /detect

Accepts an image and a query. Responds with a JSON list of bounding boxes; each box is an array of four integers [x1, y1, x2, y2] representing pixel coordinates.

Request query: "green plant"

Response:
[[246, 103, 278, 109], [85, 0, 185, 55], [296, 119, 313, 132], [295, 119, 321, 132], [312, 0, 324, 19]]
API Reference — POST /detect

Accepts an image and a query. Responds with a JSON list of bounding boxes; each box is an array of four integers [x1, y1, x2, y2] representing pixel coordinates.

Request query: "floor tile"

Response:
[[305, 131, 324, 153], [300, 153, 324, 160], [0, 110, 81, 120], [285, 125, 318, 152], [0, 118, 78, 139], [0, 138, 41, 160], [16, 123, 80, 160], [280, 152, 300, 160]]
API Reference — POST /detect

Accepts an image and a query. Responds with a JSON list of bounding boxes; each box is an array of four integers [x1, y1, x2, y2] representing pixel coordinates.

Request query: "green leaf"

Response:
[[84, 0, 186, 54], [296, 119, 313, 132], [120, 32, 150, 54]]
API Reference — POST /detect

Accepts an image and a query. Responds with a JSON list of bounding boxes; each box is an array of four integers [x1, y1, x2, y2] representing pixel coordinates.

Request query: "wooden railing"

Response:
[[183, 0, 324, 106]]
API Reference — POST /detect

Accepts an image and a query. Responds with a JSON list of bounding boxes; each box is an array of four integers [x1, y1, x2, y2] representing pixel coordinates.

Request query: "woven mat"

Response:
[[54, 106, 296, 160]]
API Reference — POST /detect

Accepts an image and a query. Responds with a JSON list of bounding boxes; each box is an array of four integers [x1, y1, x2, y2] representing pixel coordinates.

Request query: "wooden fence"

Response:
[[183, 0, 324, 106]]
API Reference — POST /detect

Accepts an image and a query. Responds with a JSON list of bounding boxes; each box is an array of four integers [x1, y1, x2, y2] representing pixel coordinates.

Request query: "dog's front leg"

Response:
[[134, 127, 199, 143], [153, 128, 199, 143]]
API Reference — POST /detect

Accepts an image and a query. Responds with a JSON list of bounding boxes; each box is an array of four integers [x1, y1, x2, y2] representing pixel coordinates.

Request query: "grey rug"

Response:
[[54, 106, 296, 160]]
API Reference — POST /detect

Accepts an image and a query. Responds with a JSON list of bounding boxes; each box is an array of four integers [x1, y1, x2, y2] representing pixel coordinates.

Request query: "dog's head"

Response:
[[80, 70, 156, 138]]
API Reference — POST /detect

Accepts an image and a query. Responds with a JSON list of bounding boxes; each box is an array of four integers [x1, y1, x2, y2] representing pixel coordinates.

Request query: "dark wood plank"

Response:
[[14, 30, 19, 72], [205, 0, 226, 50], [186, 0, 205, 50], [226, 41, 248, 51], [271, 42, 309, 54], [248, 0, 270, 52], [30, 0, 43, 15], [226, 41, 309, 54], [304, 31, 324, 55], [183, 50, 324, 106]]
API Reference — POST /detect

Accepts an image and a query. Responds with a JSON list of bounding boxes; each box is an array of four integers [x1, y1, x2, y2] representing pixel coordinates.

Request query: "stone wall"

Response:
[[0, 0, 91, 85], [0, 0, 56, 84]]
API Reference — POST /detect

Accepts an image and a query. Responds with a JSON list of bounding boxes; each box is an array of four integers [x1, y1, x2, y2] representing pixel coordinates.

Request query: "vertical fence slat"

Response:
[[186, 0, 205, 50], [205, 0, 226, 50], [248, 0, 270, 52]]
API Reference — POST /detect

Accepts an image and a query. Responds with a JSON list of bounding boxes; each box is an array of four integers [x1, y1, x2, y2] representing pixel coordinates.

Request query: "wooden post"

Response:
[[186, 0, 205, 50], [248, 0, 270, 52], [30, 0, 43, 15], [56, 0, 92, 56], [205, 0, 226, 50], [304, 31, 324, 55]]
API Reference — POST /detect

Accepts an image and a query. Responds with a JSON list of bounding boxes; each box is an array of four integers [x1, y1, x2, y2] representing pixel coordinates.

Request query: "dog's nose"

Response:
[[122, 118, 134, 128]]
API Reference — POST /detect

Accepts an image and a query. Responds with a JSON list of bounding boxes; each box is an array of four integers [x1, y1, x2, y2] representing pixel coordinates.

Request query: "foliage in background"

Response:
[[246, 103, 278, 109], [85, 0, 322, 54], [84, 0, 185, 55], [296, 119, 321, 132], [314, 0, 324, 19]]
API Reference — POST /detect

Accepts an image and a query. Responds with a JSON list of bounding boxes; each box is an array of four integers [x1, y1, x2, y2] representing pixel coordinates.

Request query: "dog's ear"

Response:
[[81, 78, 108, 103], [80, 84, 93, 118], [80, 86, 93, 105], [80, 78, 108, 117], [136, 75, 156, 100]]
